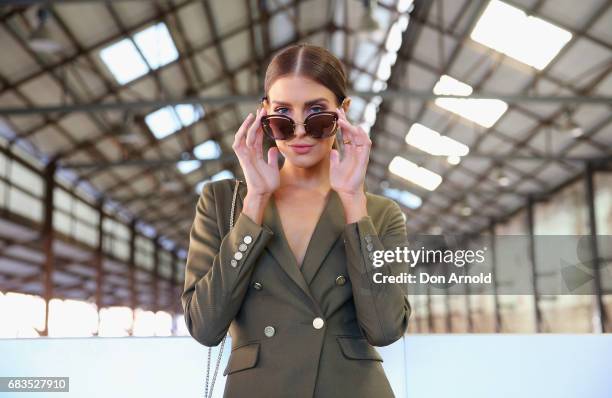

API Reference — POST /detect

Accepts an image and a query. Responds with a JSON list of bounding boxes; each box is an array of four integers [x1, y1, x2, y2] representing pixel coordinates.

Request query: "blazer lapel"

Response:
[[300, 189, 345, 285], [262, 194, 311, 296], [262, 188, 345, 295]]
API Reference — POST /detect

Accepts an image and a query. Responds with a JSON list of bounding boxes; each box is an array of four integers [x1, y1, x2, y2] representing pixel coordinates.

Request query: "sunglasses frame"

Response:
[[260, 111, 339, 141]]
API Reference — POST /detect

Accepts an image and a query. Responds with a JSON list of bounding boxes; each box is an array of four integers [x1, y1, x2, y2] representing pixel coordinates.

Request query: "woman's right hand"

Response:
[[232, 107, 280, 223]]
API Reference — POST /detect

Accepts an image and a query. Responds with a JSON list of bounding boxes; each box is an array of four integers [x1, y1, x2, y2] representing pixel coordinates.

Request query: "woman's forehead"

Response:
[[268, 76, 336, 103]]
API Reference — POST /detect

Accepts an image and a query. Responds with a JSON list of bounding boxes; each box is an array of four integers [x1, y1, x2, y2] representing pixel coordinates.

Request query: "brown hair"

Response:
[[261, 43, 348, 153]]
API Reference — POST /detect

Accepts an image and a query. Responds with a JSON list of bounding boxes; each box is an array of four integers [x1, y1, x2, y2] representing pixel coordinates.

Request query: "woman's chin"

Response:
[[283, 152, 325, 168]]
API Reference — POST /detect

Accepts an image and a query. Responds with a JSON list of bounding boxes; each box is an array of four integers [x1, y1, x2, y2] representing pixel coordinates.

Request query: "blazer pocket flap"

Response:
[[336, 336, 383, 362], [223, 342, 260, 376]]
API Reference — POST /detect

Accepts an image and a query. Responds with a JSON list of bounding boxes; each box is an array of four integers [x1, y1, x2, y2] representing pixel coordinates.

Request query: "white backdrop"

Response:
[[0, 334, 610, 397]]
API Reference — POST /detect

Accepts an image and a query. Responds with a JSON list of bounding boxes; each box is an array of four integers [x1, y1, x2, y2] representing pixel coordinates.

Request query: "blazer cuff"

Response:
[[225, 212, 274, 272], [344, 215, 379, 272]]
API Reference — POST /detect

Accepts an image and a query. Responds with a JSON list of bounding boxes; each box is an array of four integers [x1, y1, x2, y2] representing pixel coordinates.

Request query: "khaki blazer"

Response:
[[182, 178, 411, 398]]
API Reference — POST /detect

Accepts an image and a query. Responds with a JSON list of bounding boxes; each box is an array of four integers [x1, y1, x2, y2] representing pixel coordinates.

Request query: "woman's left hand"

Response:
[[330, 107, 372, 198]]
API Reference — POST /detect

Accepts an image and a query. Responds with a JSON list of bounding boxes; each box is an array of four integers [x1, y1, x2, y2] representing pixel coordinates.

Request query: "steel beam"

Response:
[[1, 91, 609, 116]]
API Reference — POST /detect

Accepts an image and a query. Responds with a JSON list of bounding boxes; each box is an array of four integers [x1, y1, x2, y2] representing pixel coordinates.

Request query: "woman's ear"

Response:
[[341, 97, 351, 113]]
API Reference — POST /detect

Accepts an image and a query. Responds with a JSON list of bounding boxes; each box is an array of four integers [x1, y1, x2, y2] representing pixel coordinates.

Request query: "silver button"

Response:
[[368, 252, 374, 260], [253, 281, 262, 290], [243, 235, 253, 244], [365, 235, 372, 243], [366, 243, 373, 251], [239, 243, 248, 252], [264, 325, 275, 337], [335, 275, 346, 286], [312, 317, 324, 329], [234, 252, 243, 260], [230, 259, 238, 267]]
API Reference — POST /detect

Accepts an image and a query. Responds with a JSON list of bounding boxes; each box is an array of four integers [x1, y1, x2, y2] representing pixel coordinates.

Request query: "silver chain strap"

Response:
[[204, 179, 240, 398]]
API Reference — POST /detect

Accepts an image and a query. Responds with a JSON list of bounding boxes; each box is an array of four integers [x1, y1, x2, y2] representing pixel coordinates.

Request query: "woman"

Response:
[[182, 43, 411, 398]]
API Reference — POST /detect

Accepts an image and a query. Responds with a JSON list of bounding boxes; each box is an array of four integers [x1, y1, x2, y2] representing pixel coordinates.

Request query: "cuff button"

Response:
[[230, 259, 238, 267], [239, 243, 248, 252], [243, 235, 253, 244], [234, 252, 243, 260]]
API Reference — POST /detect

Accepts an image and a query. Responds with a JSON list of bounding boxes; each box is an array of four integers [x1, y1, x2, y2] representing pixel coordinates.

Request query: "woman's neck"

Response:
[[278, 158, 331, 193]]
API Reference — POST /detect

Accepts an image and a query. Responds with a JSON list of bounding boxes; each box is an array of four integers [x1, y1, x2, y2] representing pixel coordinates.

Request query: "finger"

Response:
[[338, 120, 357, 157], [354, 124, 371, 147], [330, 149, 340, 169], [246, 107, 264, 149], [254, 108, 267, 160], [338, 117, 360, 146], [234, 112, 254, 148], [267, 146, 279, 168]]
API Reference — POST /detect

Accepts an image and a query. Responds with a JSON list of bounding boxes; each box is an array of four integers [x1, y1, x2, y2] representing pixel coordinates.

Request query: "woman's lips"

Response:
[[289, 144, 313, 154]]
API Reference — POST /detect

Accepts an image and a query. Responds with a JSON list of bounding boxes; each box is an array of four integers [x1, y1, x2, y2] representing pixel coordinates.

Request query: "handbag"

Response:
[[203, 178, 241, 398]]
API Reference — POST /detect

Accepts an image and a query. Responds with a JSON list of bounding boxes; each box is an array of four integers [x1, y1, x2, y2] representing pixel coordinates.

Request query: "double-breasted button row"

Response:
[[231, 234, 253, 268], [264, 318, 323, 338], [312, 317, 325, 329], [264, 325, 275, 337]]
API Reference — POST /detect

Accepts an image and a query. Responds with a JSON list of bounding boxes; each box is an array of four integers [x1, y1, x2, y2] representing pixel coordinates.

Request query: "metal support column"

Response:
[[489, 220, 502, 333], [153, 239, 160, 314], [128, 219, 137, 335], [95, 200, 105, 333], [584, 161, 606, 332], [41, 161, 56, 337], [527, 195, 542, 332]]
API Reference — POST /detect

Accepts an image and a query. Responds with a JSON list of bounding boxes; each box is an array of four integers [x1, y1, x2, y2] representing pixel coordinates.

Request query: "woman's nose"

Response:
[[294, 119, 307, 137], [295, 123, 307, 137]]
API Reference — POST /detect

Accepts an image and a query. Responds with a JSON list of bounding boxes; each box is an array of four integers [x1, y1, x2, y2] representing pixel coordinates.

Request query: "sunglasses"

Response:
[[260, 111, 339, 140]]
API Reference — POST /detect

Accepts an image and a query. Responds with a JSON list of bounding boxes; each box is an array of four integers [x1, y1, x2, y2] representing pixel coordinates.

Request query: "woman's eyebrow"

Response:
[[271, 98, 329, 106]]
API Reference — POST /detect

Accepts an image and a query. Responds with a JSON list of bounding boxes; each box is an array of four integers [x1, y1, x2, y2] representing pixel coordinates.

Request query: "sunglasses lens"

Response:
[[263, 117, 293, 140], [306, 113, 337, 138]]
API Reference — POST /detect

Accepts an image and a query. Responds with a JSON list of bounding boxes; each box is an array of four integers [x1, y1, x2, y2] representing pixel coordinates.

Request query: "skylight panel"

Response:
[[470, 0, 572, 70], [146, 104, 205, 140], [211, 170, 234, 181], [193, 140, 221, 160], [100, 39, 148, 84], [405, 123, 469, 159], [133, 22, 179, 69], [433, 74, 508, 128], [176, 160, 200, 175], [145, 106, 181, 139], [383, 187, 422, 209], [175, 104, 204, 126], [195, 170, 235, 194], [176, 140, 220, 175], [388, 156, 442, 191]]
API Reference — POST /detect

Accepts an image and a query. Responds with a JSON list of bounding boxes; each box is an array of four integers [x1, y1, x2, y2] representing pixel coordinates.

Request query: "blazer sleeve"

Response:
[[181, 181, 274, 346], [343, 199, 411, 346]]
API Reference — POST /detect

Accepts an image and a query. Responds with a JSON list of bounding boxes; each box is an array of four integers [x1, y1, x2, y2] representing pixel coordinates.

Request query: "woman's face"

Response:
[[263, 75, 349, 169]]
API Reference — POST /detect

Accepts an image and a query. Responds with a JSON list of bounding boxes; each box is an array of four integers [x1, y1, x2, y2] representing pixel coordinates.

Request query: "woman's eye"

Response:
[[310, 105, 325, 112], [274, 107, 289, 114]]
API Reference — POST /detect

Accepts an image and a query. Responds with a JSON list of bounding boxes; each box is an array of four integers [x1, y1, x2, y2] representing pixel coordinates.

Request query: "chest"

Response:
[[275, 193, 328, 268]]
